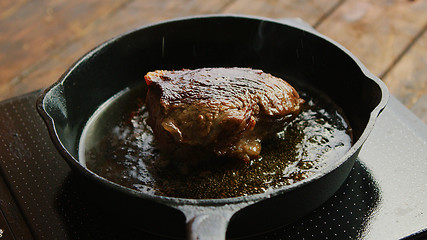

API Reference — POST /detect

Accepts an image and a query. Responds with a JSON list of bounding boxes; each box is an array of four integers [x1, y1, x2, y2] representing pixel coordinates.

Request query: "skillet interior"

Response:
[[42, 16, 382, 157], [38, 15, 387, 238]]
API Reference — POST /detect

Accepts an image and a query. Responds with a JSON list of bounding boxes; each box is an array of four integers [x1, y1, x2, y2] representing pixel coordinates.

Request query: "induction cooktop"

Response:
[[0, 91, 426, 240]]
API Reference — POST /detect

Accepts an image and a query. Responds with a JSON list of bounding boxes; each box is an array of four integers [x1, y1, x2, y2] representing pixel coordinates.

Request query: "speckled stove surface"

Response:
[[0, 91, 426, 240]]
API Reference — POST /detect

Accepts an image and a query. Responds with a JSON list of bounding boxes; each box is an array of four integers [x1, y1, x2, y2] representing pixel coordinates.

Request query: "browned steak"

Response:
[[144, 67, 304, 162]]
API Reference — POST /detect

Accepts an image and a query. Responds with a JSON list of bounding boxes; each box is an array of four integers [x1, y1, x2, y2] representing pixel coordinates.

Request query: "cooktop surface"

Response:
[[0, 91, 426, 240]]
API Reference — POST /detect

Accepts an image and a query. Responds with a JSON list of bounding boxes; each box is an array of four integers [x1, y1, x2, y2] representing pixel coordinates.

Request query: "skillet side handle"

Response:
[[187, 212, 230, 240]]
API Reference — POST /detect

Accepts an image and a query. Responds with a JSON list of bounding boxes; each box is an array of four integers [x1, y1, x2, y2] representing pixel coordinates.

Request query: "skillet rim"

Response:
[[36, 14, 389, 207]]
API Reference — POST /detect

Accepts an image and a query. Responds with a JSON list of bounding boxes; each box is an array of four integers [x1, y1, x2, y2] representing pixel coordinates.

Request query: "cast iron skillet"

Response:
[[37, 15, 388, 239]]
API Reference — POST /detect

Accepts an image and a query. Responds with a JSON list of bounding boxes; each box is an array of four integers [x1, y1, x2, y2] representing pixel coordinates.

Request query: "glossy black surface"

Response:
[[35, 16, 388, 239], [0, 92, 425, 239]]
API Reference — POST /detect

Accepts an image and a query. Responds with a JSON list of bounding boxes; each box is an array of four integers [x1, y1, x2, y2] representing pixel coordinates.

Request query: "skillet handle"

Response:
[[176, 205, 240, 240], [176, 201, 250, 239], [187, 212, 230, 240]]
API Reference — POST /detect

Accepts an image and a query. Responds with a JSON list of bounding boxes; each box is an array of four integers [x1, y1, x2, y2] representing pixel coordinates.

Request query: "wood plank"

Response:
[[222, 0, 341, 26], [0, 0, 235, 100], [1, 0, 343, 100], [0, 0, 29, 21], [0, 0, 130, 99], [384, 28, 427, 123], [315, 0, 427, 78]]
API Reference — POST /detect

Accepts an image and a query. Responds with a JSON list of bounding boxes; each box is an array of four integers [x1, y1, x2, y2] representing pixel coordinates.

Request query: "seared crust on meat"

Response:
[[145, 67, 304, 162]]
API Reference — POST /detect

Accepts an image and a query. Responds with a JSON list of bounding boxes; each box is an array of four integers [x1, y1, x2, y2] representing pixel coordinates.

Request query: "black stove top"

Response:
[[0, 91, 426, 240]]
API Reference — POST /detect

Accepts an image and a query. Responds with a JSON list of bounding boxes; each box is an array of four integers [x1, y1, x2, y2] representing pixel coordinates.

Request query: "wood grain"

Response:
[[222, 0, 341, 26], [0, 0, 340, 101], [0, 0, 235, 100], [385, 27, 427, 122], [0, 0, 426, 123], [316, 0, 427, 77], [0, 0, 130, 96]]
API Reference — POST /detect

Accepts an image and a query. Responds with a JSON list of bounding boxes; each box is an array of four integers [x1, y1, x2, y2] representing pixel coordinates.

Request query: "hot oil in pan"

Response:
[[79, 82, 352, 199]]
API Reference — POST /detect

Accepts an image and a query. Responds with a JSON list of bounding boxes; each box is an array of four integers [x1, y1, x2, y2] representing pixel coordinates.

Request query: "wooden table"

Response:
[[1, 0, 426, 123]]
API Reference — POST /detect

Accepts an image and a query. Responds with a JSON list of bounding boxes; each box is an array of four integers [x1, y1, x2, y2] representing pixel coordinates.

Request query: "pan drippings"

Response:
[[79, 82, 352, 199]]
